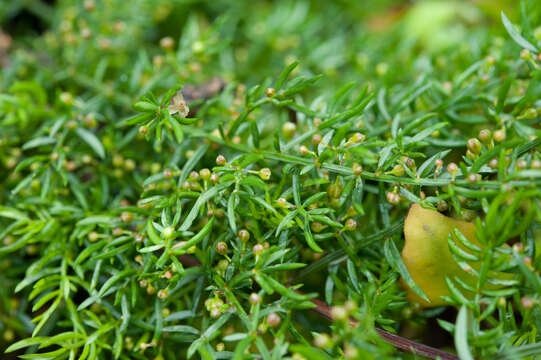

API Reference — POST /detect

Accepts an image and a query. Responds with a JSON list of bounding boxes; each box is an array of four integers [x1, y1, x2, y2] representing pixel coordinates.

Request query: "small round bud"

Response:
[[60, 92, 73, 105], [210, 173, 220, 184], [139, 279, 148, 288], [259, 168, 271, 180], [531, 159, 541, 169], [391, 164, 405, 177], [405, 157, 415, 169], [314, 333, 331, 348], [189, 171, 199, 181], [331, 306, 347, 321], [157, 289, 168, 300], [139, 125, 148, 135], [113, 227, 123, 236], [345, 218, 357, 231], [352, 162, 363, 175], [199, 168, 211, 180], [467, 173, 480, 184], [276, 198, 287, 207], [447, 162, 459, 174], [88, 231, 99, 242], [238, 229, 250, 242], [437, 200, 448, 212], [210, 308, 221, 318], [311, 222, 324, 233], [135, 234, 144, 243], [466, 150, 476, 161], [162, 226, 175, 239], [266, 313, 281, 327], [312, 134, 322, 144], [163, 168, 173, 179], [50, 152, 59, 161], [349, 132, 366, 143], [146, 284, 155, 295], [435, 159, 443, 167], [489, 158, 499, 169], [516, 159, 527, 169], [478, 129, 491, 144], [160, 36, 174, 50], [121, 212, 133, 223], [498, 297, 506, 308], [216, 343, 225, 352], [216, 241, 228, 255], [216, 155, 227, 165], [253, 244, 264, 255], [264, 88, 276, 97], [467, 138, 482, 154], [282, 122, 297, 138], [299, 145, 309, 155], [249, 293, 261, 305], [493, 129, 506, 142], [386, 191, 400, 204], [520, 296, 534, 310], [327, 183, 342, 198], [520, 49, 531, 61], [84, 0, 96, 11]]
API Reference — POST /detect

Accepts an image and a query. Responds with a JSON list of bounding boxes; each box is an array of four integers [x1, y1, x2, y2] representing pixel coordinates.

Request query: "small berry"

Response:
[[466, 138, 482, 154], [139, 126, 148, 135], [253, 244, 264, 255], [299, 145, 309, 155], [493, 129, 506, 142], [386, 191, 400, 204], [264, 87, 276, 97], [437, 200, 448, 212], [467, 173, 480, 184], [282, 122, 297, 138], [88, 231, 99, 242], [249, 293, 261, 304], [352, 162, 363, 175], [345, 218, 357, 231], [216, 155, 227, 165], [157, 289, 168, 299], [163, 168, 173, 179], [312, 134, 322, 144], [210, 173, 220, 184], [489, 158, 498, 169], [391, 164, 405, 177], [199, 168, 211, 180], [238, 229, 250, 242], [121, 212, 133, 223], [215, 241, 228, 255], [266, 313, 281, 327], [276, 198, 287, 207], [162, 226, 175, 239], [447, 162, 459, 174], [331, 305, 347, 321], [520, 49, 531, 61], [160, 36, 174, 50], [520, 296, 534, 310], [311, 222, 324, 233], [259, 168, 271, 180], [314, 333, 331, 348], [349, 132, 366, 143]]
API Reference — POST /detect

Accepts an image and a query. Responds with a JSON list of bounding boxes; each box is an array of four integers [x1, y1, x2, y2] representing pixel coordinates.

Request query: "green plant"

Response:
[[1, 1, 540, 359]]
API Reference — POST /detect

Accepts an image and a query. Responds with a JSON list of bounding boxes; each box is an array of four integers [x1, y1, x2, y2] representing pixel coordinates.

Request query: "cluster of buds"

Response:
[[205, 296, 227, 318]]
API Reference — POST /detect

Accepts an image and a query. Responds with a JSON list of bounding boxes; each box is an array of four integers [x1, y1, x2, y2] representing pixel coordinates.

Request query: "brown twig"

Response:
[[175, 254, 458, 360]]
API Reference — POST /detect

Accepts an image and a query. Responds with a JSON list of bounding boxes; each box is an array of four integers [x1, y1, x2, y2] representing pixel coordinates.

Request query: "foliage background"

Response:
[[0, 0, 540, 359]]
